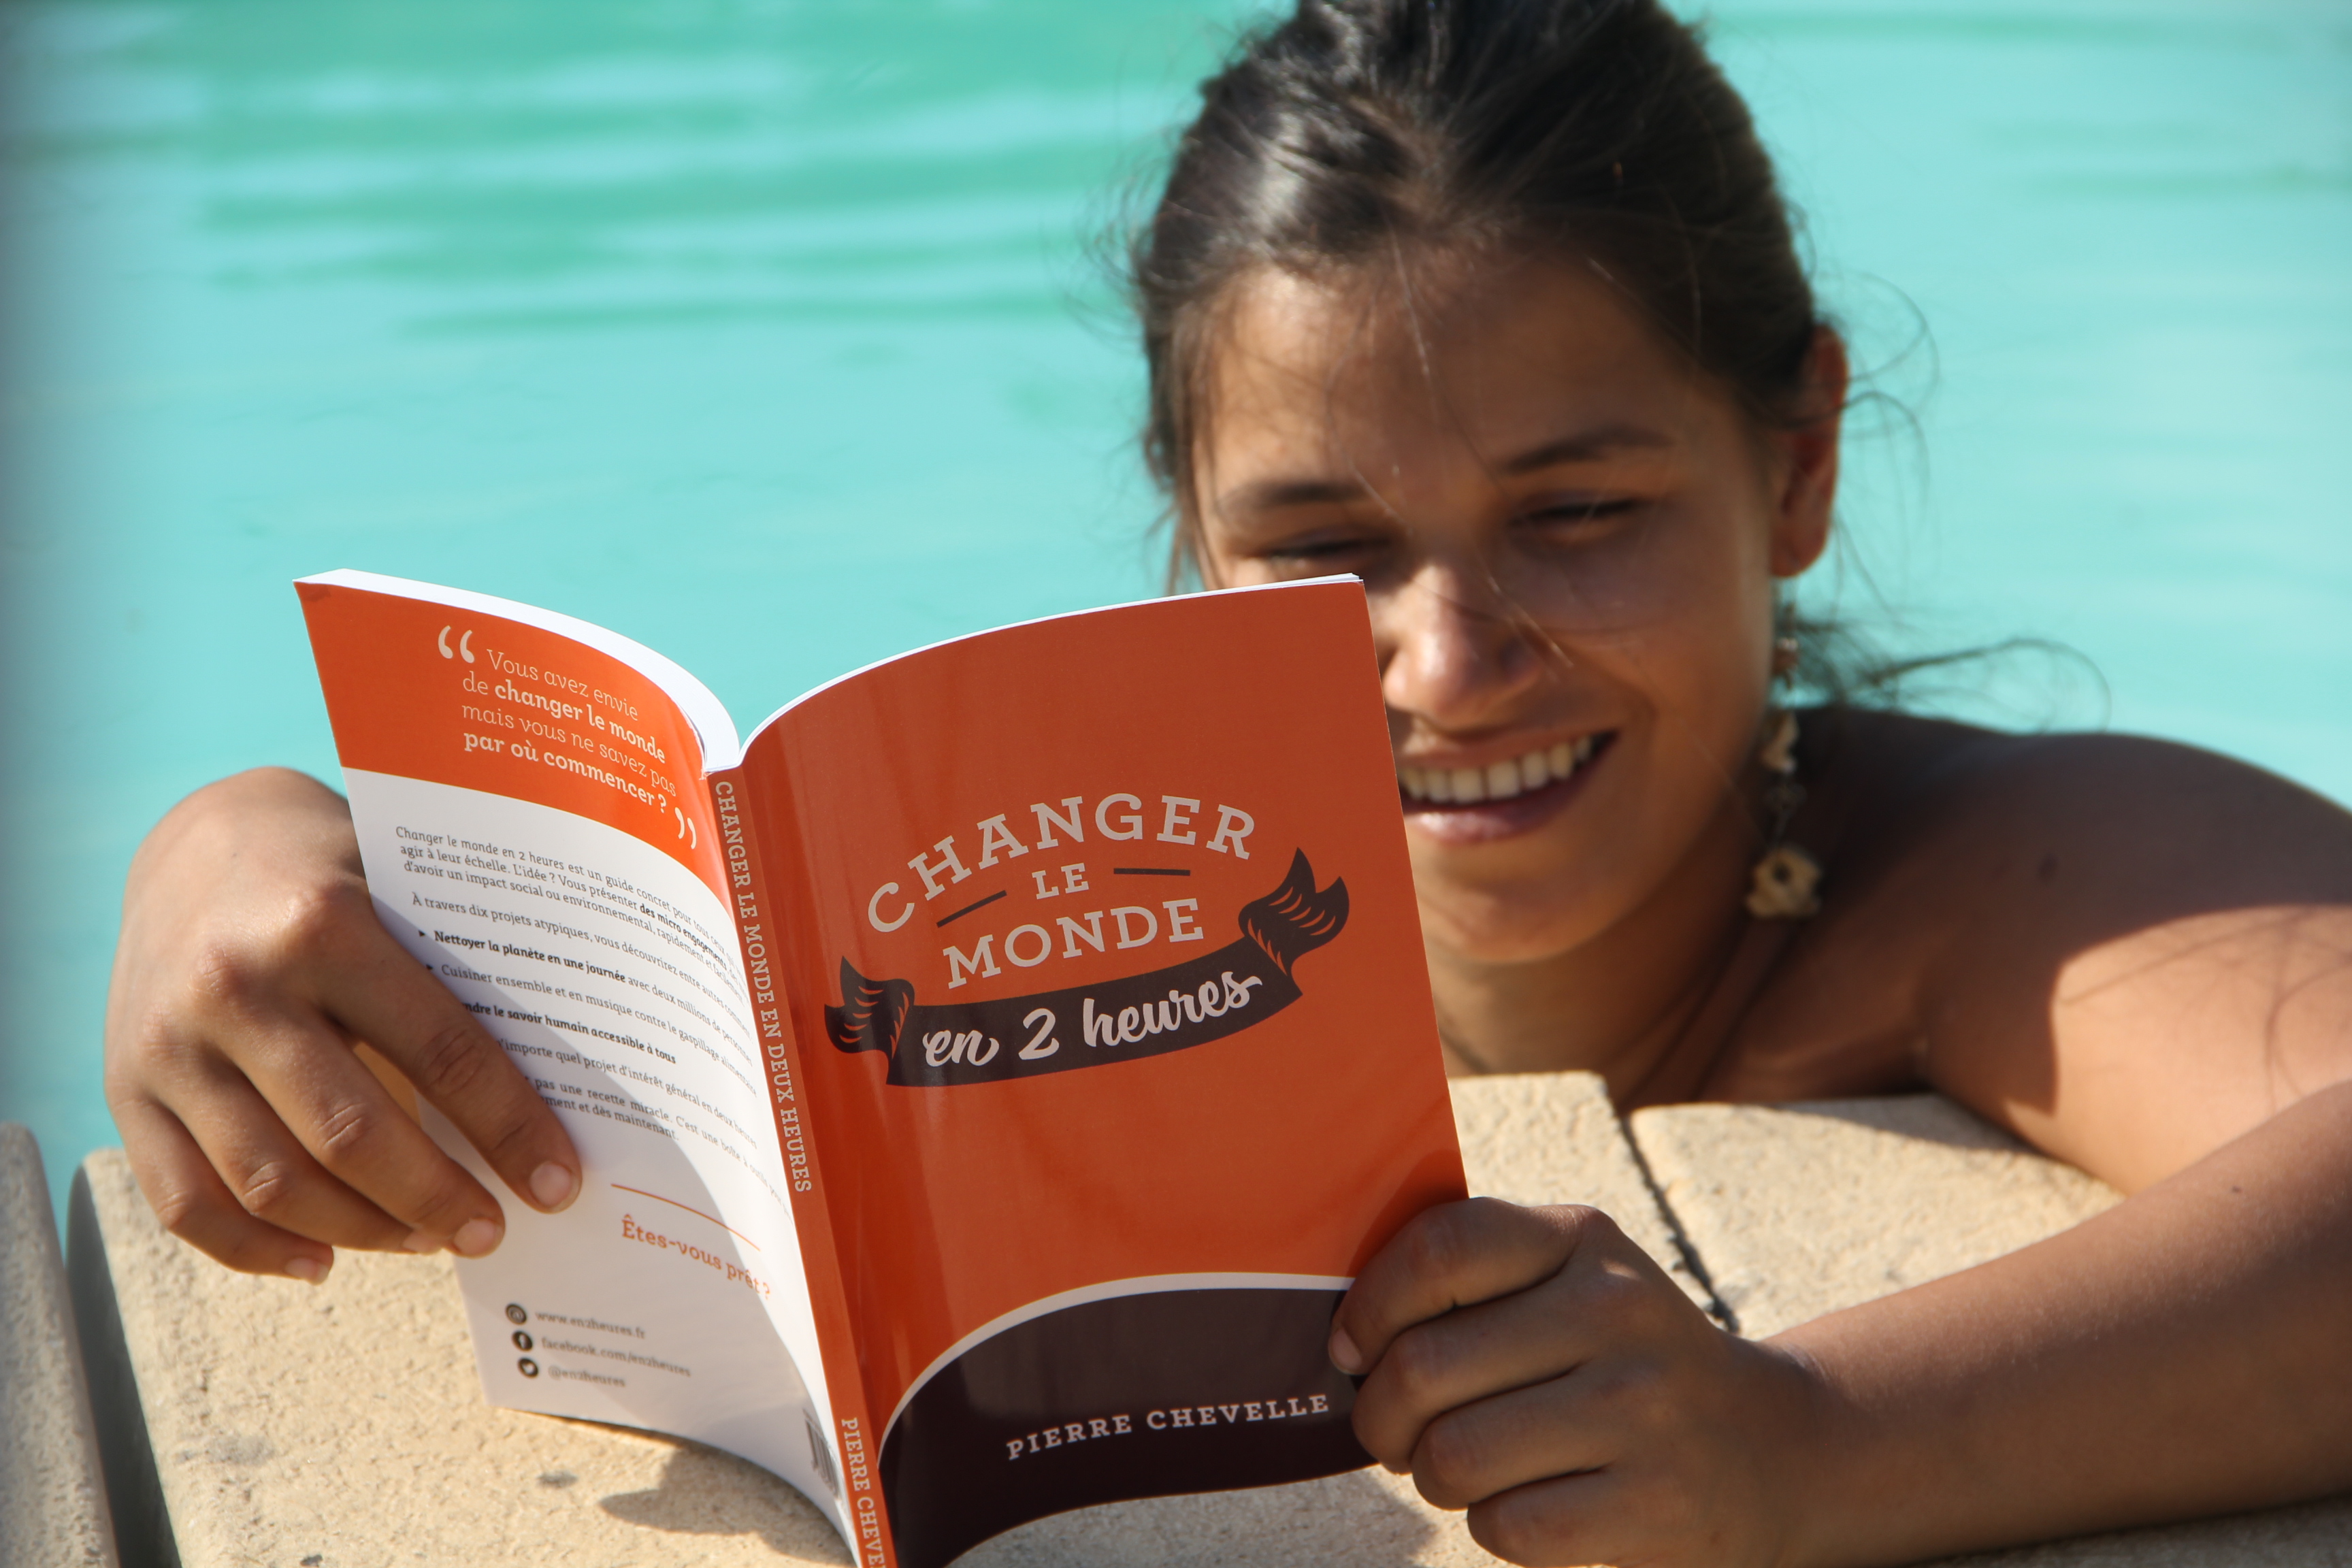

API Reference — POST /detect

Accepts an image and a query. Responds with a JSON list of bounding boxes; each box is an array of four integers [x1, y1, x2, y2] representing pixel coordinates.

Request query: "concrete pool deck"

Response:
[[12, 1076, 2350, 1567]]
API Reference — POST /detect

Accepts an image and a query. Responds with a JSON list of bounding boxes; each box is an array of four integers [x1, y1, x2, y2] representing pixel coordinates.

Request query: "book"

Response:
[[297, 569, 1467, 1568]]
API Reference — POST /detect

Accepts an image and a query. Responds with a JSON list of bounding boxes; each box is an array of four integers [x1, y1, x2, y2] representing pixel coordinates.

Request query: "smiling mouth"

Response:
[[1398, 733, 1613, 806]]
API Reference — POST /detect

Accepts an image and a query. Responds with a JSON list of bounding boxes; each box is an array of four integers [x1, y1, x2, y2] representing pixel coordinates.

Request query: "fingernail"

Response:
[[403, 1229, 442, 1254], [1330, 1326, 1365, 1375], [285, 1256, 329, 1286], [529, 1162, 578, 1211], [452, 1218, 501, 1258]]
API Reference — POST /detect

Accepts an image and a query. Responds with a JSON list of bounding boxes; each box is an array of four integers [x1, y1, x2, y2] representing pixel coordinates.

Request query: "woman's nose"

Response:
[[1377, 565, 1550, 733]]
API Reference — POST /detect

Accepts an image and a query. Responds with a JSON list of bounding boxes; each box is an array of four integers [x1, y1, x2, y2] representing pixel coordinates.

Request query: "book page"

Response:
[[299, 574, 846, 1536], [737, 579, 1466, 1568]]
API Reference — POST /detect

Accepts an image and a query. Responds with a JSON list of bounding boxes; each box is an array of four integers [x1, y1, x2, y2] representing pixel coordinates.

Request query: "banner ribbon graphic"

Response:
[[826, 850, 1348, 1087]]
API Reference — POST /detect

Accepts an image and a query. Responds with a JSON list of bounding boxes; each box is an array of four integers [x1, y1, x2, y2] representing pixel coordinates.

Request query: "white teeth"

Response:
[[1399, 734, 1606, 804]]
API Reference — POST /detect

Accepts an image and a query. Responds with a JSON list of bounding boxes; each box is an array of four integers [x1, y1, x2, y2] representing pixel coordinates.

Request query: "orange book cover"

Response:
[[299, 570, 1465, 1567]]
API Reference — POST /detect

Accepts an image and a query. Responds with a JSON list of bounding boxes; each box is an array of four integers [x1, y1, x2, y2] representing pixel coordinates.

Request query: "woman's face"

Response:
[[1192, 255, 1839, 965]]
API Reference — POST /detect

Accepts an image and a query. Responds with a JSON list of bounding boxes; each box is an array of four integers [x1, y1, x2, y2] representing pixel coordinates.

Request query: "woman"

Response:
[[105, 1, 2352, 1563]]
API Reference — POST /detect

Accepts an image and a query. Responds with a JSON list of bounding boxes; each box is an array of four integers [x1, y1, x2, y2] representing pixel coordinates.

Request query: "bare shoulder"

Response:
[[1746, 710, 2352, 1186], [1821, 710, 2352, 908]]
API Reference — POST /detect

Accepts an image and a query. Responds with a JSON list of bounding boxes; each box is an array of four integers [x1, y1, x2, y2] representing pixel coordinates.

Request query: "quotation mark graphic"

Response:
[[438, 625, 476, 663]]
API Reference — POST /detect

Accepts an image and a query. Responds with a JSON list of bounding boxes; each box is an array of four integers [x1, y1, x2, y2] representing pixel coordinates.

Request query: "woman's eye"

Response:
[[1260, 534, 1384, 568], [1519, 497, 1641, 536]]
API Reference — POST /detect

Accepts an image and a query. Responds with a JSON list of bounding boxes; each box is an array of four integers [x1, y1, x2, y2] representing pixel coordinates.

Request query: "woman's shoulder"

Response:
[[1810, 708, 2352, 902], [1759, 708, 2352, 1183], [1723, 708, 2352, 1122]]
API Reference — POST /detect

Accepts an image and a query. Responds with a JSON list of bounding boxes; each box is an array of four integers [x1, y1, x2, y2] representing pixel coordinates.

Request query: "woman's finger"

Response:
[[150, 1044, 425, 1252], [1465, 1465, 1640, 1568], [222, 1003, 515, 1255], [1350, 1260, 1618, 1467], [284, 881, 581, 1222], [1405, 1360, 1648, 1509], [113, 1093, 340, 1281], [1333, 1200, 1609, 1373]]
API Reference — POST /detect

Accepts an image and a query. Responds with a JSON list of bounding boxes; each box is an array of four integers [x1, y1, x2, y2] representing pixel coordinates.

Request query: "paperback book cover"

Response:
[[299, 570, 1465, 1566]]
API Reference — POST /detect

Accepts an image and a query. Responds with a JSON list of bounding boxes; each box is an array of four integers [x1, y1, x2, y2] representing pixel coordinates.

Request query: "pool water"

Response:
[[4, 0, 2348, 1206]]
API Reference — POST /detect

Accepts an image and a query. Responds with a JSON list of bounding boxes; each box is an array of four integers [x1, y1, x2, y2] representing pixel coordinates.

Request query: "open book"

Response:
[[297, 570, 1465, 1567]]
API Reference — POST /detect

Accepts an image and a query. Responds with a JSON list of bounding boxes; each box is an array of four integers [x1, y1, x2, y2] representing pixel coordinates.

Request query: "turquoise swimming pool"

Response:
[[4, 0, 2348, 1205]]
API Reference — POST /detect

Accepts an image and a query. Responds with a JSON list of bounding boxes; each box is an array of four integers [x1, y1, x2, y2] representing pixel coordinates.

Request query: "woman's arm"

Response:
[[1335, 736, 2352, 1565], [1334, 1088, 2352, 1567], [1789, 734, 2352, 1554], [105, 768, 581, 1281], [1778, 1077, 2352, 1564]]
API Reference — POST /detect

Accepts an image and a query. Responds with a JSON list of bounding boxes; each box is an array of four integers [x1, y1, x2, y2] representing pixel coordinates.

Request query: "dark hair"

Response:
[[1131, 0, 1825, 581]]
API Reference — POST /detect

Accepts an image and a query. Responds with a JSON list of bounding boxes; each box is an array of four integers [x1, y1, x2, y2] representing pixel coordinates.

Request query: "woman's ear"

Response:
[[1767, 327, 1848, 578]]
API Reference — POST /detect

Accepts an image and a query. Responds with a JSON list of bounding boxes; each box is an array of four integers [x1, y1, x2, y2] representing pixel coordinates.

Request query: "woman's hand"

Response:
[[103, 768, 580, 1282], [1332, 1198, 1827, 1568]]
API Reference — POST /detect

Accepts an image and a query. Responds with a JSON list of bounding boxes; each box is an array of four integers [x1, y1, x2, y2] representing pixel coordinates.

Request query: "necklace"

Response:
[[1433, 706, 1826, 1078]]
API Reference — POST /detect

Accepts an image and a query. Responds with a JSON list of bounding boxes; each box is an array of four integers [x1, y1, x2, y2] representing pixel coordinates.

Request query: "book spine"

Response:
[[709, 768, 899, 1568]]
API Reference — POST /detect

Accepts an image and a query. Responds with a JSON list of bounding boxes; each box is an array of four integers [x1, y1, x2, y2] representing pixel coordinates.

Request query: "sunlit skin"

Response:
[[96, 255, 2352, 1565]]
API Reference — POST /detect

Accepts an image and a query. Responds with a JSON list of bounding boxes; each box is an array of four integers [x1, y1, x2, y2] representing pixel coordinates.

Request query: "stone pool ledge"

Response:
[[25, 1077, 2352, 1566], [2, 1124, 118, 1567]]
